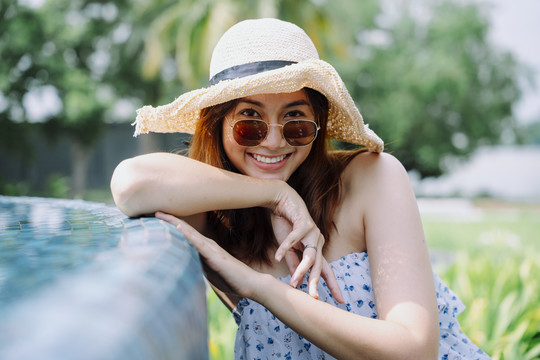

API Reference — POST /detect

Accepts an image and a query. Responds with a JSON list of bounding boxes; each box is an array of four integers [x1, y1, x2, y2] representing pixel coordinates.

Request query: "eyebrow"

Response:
[[285, 100, 310, 108], [238, 99, 311, 108]]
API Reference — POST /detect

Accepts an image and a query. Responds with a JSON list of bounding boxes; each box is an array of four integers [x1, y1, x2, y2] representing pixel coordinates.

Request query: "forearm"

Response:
[[254, 274, 438, 360], [111, 152, 283, 217]]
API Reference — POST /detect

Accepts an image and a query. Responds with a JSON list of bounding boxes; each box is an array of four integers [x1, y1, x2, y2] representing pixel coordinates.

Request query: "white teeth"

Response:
[[253, 154, 286, 164]]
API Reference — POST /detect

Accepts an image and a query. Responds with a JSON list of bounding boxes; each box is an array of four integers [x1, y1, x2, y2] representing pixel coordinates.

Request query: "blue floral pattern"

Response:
[[233, 252, 490, 359]]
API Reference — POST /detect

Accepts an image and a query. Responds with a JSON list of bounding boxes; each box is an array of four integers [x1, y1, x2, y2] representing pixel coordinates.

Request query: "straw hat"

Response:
[[133, 18, 384, 153]]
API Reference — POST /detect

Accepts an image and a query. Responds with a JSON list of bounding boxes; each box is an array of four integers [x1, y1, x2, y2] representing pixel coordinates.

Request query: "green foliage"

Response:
[[208, 290, 236, 359], [425, 203, 540, 359], [423, 205, 540, 253], [0, 179, 30, 197], [344, 0, 523, 177], [44, 173, 71, 198], [0, 174, 69, 198], [1, 0, 526, 186], [1, 0, 179, 196], [442, 253, 540, 360], [139, 0, 360, 89], [1, 0, 112, 147], [139, 0, 523, 177]]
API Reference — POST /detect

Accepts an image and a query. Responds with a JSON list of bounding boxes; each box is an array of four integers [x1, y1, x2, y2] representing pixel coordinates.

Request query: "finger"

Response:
[[171, 218, 205, 248], [284, 250, 301, 276], [289, 246, 316, 288], [166, 217, 217, 260], [172, 219, 222, 264], [155, 211, 181, 225], [275, 231, 300, 262], [321, 260, 344, 304], [170, 219, 256, 300], [275, 226, 312, 262], [307, 252, 322, 299], [155, 213, 208, 251]]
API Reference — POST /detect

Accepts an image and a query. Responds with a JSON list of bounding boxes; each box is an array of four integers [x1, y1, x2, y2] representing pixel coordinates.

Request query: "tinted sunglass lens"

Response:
[[283, 121, 317, 146], [233, 120, 268, 146]]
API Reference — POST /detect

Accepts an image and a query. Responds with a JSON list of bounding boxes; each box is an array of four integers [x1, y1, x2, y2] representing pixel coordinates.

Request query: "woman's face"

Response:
[[222, 90, 315, 181]]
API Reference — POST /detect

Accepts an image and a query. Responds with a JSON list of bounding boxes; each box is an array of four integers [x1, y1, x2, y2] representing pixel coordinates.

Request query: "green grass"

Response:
[[424, 200, 540, 360], [207, 200, 540, 360], [441, 252, 540, 359], [208, 290, 236, 359], [422, 201, 540, 254]]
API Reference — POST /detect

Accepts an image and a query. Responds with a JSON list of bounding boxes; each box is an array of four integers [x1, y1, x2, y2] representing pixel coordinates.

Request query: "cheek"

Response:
[[222, 128, 245, 166], [289, 146, 312, 174], [222, 122, 234, 153], [297, 148, 312, 166]]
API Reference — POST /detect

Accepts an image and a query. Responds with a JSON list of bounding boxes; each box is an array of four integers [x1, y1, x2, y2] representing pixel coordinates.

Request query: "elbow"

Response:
[[387, 322, 439, 360], [407, 330, 439, 360], [415, 341, 439, 360], [426, 337, 439, 360], [394, 341, 438, 360], [110, 158, 145, 217]]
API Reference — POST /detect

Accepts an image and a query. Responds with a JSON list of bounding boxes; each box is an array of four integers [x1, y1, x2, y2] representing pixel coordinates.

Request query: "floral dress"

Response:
[[233, 252, 490, 360]]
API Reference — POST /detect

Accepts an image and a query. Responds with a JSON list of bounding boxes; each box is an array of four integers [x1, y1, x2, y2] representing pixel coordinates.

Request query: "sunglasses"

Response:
[[230, 119, 320, 147]]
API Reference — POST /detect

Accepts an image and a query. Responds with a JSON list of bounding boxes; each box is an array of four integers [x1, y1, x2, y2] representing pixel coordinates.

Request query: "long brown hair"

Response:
[[189, 88, 360, 264]]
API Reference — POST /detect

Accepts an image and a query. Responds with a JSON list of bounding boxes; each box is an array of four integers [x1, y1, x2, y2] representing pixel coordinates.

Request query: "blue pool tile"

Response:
[[0, 195, 208, 359]]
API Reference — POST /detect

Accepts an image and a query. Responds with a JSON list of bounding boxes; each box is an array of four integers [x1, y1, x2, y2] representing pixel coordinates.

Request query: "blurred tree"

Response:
[[0, 0, 181, 197], [344, 0, 523, 177], [0, 2, 44, 169], [1, 0, 128, 196], [0, 0, 524, 196], [137, 0, 380, 88], [140, 0, 523, 177]]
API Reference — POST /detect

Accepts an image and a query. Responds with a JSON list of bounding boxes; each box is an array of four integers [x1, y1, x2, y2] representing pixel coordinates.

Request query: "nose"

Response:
[[261, 123, 287, 149]]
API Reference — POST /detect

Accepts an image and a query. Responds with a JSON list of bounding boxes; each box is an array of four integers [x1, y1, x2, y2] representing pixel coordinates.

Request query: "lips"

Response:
[[250, 153, 289, 164]]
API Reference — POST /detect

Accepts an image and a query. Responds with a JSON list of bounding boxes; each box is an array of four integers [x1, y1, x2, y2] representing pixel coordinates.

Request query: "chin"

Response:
[[255, 173, 289, 181], [247, 169, 291, 182]]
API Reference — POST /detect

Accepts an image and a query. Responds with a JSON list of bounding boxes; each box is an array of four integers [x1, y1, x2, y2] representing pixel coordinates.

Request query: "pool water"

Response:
[[0, 197, 122, 309], [0, 196, 208, 360]]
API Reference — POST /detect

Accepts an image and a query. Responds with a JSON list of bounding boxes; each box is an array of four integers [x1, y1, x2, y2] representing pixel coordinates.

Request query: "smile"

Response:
[[251, 153, 288, 164]]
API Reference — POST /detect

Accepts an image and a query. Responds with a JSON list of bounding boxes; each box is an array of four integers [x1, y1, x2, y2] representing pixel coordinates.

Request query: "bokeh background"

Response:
[[1, 0, 539, 359]]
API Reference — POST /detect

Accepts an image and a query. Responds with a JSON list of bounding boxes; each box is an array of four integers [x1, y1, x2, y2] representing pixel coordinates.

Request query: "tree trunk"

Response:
[[70, 138, 91, 199]]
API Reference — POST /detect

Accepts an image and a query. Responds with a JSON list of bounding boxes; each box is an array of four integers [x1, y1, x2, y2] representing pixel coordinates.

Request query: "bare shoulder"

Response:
[[332, 152, 416, 256], [337, 151, 413, 226], [341, 152, 410, 192]]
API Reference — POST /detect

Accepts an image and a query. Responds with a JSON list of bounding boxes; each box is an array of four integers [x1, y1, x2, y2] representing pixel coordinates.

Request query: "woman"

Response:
[[111, 18, 490, 359]]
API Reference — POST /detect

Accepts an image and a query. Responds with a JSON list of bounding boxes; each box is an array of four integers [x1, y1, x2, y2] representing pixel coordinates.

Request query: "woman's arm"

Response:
[[166, 213, 437, 360], [157, 152, 439, 359], [111, 152, 343, 301], [354, 153, 439, 358], [267, 152, 439, 359], [111, 152, 282, 218]]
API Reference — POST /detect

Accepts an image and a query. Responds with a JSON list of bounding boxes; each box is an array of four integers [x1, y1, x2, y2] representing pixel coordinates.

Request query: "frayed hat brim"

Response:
[[134, 59, 383, 153]]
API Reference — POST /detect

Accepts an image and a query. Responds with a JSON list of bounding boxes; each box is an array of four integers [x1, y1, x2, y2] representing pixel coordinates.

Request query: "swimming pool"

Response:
[[0, 195, 208, 360]]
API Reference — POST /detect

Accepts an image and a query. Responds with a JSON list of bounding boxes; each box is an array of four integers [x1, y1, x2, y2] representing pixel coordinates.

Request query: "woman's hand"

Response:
[[270, 188, 344, 304], [155, 211, 262, 300]]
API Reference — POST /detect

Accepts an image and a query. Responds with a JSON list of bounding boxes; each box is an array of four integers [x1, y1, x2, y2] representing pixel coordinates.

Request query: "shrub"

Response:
[[441, 251, 540, 360]]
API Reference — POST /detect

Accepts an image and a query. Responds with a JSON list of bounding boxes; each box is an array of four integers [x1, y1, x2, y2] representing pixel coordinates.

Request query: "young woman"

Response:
[[111, 18, 490, 359]]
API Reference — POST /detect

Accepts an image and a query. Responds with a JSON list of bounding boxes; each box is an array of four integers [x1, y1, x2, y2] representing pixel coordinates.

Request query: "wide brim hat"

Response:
[[133, 18, 384, 153]]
